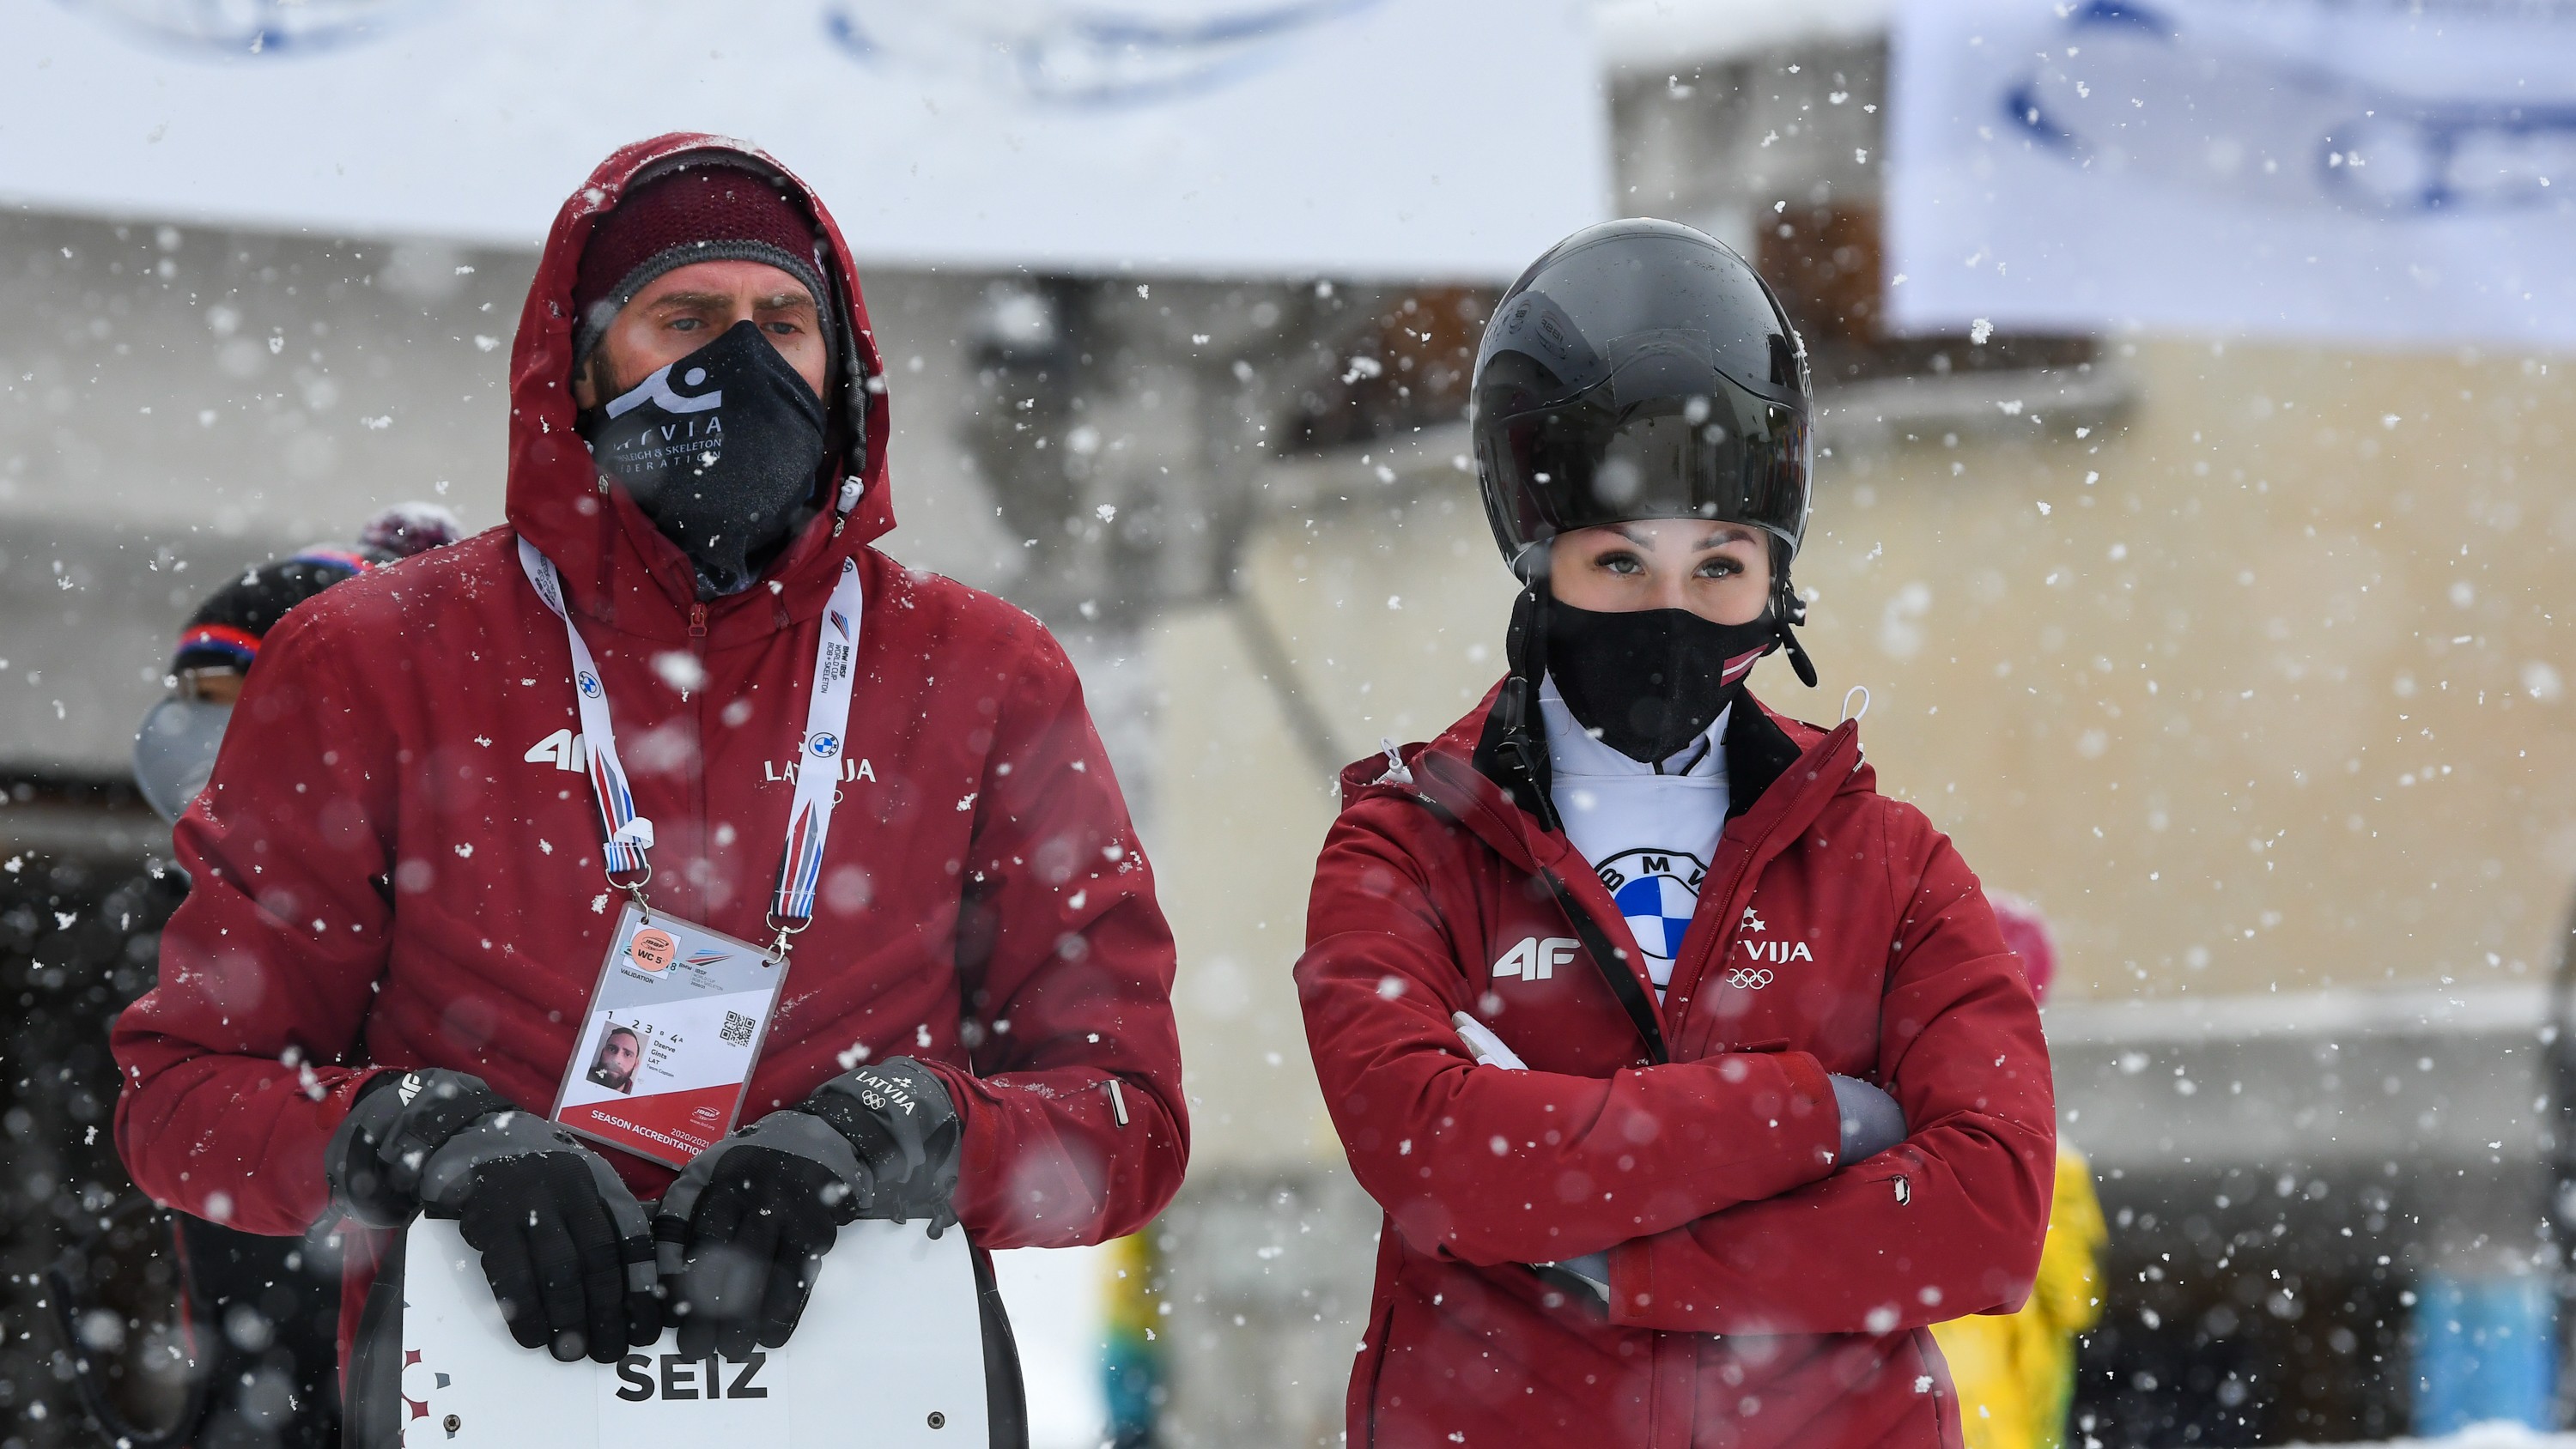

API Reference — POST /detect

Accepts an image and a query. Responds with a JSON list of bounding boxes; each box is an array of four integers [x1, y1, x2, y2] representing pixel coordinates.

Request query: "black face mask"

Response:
[[580, 319, 827, 597], [1546, 600, 1779, 764]]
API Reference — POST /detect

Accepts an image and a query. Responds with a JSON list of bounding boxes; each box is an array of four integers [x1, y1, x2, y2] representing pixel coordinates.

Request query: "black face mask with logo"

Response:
[[1545, 600, 1780, 764], [580, 319, 827, 597]]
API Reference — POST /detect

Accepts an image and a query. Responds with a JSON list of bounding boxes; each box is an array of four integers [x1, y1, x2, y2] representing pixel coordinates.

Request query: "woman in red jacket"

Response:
[[1295, 219, 2057, 1448]]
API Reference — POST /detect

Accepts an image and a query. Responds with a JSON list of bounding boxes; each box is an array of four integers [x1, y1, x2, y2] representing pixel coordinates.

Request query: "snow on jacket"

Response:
[[112, 134, 1188, 1351], [1296, 686, 2054, 1448]]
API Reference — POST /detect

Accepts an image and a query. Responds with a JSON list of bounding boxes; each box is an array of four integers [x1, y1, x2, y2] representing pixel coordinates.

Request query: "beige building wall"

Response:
[[1150, 466, 1516, 1171], [1149, 338, 2576, 1168]]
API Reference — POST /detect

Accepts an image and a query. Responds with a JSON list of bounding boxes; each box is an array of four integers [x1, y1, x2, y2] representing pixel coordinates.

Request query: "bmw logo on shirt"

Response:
[[1593, 848, 1709, 967]]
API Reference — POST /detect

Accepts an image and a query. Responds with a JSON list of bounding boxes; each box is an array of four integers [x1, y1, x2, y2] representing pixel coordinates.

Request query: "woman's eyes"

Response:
[[1589, 548, 1747, 579]]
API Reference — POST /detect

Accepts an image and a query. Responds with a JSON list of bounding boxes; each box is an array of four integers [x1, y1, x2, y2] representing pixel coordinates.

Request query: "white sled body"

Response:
[[396, 1216, 990, 1447]]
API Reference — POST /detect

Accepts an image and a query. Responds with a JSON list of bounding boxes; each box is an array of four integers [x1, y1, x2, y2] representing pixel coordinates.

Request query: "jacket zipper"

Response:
[[1669, 844, 1765, 1042], [1666, 733, 1857, 1044]]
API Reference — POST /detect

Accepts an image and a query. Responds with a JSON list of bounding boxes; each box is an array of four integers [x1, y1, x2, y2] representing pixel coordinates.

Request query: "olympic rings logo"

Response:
[[1723, 968, 1774, 990]]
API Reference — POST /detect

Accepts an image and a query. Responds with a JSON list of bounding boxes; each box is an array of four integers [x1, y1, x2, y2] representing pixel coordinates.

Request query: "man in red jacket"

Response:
[[1296, 221, 2052, 1446], [112, 135, 1187, 1397]]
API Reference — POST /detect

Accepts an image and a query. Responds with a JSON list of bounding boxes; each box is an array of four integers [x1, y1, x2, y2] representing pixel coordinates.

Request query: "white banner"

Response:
[[0, 0, 1606, 281], [1886, 0, 2576, 348]]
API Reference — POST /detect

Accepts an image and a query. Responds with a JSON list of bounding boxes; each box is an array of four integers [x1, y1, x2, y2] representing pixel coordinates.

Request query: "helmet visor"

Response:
[[1483, 373, 1808, 565]]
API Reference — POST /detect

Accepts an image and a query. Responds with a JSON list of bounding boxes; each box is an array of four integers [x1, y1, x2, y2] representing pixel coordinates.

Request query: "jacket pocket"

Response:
[[1844, 1157, 1914, 1207]]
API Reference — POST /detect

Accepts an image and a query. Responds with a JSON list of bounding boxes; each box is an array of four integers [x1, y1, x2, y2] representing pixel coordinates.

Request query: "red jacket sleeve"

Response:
[[111, 616, 399, 1236], [933, 625, 1188, 1249], [1603, 817, 2055, 1335], [1296, 805, 1840, 1269]]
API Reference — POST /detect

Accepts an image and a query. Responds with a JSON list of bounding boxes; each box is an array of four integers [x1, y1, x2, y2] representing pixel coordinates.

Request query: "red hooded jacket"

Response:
[[112, 135, 1189, 1350], [1297, 688, 2053, 1448]]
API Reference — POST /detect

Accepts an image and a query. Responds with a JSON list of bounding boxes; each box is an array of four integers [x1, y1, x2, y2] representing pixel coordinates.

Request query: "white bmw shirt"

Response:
[[1538, 676, 1732, 1001]]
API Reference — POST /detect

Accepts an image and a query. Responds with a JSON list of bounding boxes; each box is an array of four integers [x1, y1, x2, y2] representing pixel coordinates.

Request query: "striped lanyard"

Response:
[[517, 536, 865, 958]]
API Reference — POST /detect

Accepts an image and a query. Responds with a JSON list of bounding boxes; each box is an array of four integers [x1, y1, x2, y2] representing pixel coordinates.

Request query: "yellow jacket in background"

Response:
[[1931, 1143, 2108, 1449]]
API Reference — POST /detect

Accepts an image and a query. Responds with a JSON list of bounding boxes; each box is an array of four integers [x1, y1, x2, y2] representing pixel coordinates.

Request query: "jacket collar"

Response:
[[1352, 677, 1868, 883], [504, 133, 897, 648], [1719, 690, 1806, 821]]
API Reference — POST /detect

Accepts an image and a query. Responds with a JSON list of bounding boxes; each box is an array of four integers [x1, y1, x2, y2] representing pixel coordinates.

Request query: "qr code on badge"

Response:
[[720, 1010, 756, 1047]]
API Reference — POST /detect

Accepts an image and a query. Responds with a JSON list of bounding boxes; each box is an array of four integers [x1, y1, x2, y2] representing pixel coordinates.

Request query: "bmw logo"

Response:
[[1596, 847, 1710, 966], [808, 731, 841, 759], [577, 672, 602, 698]]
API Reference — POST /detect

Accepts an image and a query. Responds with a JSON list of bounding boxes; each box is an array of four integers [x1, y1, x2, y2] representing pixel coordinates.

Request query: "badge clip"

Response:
[[611, 858, 655, 925], [763, 910, 809, 965]]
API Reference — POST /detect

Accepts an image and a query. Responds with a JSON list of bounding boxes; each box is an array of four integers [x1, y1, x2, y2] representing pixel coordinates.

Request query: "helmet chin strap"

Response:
[[1497, 547, 1564, 833], [1774, 567, 1820, 688]]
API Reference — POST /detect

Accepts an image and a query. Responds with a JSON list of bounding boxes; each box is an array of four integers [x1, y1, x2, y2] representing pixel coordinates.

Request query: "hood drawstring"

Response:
[[1377, 737, 1415, 788], [830, 475, 863, 537]]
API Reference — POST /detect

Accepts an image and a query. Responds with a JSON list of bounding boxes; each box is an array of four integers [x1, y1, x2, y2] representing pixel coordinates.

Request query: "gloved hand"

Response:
[[1829, 1073, 1908, 1163], [325, 1069, 659, 1363], [654, 1058, 963, 1358]]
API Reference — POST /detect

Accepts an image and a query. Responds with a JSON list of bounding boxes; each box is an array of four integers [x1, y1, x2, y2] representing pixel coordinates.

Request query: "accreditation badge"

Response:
[[550, 904, 790, 1169]]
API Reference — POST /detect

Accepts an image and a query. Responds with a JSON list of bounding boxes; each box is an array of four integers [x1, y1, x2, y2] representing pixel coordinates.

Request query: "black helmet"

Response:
[[1473, 218, 1813, 583]]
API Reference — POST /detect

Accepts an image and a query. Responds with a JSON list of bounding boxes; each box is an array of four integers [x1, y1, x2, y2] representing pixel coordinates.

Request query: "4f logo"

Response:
[[1493, 937, 1577, 983], [526, 728, 587, 772]]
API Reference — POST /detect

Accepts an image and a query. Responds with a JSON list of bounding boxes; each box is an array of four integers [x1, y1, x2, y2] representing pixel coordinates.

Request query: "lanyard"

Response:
[[517, 536, 866, 955]]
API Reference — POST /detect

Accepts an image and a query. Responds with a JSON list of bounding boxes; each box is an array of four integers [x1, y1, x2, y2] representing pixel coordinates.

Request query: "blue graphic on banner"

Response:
[[822, 0, 1382, 106], [2002, 1, 2576, 218], [1889, 0, 2576, 348], [58, 0, 425, 56]]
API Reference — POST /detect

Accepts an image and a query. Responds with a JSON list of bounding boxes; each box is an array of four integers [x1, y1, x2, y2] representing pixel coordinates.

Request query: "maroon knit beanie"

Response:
[[571, 162, 831, 367]]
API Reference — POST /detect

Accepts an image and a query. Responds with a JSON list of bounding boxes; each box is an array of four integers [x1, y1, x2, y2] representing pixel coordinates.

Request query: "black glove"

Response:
[[1829, 1073, 1908, 1163], [653, 1058, 963, 1358], [651, 1109, 861, 1360], [325, 1069, 659, 1363], [797, 1057, 963, 1228]]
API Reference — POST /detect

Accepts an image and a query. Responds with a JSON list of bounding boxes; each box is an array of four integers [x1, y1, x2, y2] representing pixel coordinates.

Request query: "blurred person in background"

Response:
[[60, 503, 460, 1449], [1296, 219, 2056, 1447], [1101, 1228, 1165, 1449], [1931, 891, 2106, 1449], [132, 506, 464, 817], [110, 134, 1186, 1438]]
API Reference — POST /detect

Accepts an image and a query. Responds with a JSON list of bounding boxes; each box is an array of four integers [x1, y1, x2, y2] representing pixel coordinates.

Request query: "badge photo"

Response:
[[584, 1019, 648, 1095], [550, 906, 789, 1169]]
